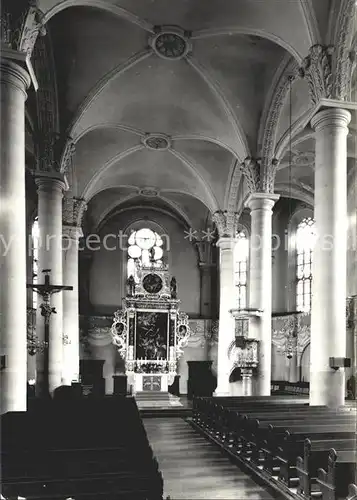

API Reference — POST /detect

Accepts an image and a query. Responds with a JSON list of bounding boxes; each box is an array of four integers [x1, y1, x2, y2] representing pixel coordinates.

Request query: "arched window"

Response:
[[234, 230, 249, 310], [32, 217, 39, 308], [296, 217, 316, 312], [127, 228, 164, 283]]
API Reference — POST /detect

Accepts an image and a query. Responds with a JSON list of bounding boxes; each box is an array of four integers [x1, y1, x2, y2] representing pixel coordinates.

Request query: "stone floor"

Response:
[[143, 418, 277, 500]]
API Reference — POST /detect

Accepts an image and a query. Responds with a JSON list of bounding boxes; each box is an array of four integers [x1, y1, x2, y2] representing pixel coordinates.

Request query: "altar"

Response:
[[111, 263, 191, 395]]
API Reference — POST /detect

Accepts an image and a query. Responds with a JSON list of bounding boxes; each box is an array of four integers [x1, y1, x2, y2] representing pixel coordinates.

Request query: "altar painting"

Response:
[[135, 311, 168, 360]]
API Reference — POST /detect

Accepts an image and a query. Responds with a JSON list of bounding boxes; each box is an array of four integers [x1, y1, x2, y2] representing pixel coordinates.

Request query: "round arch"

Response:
[[299, 342, 310, 382]]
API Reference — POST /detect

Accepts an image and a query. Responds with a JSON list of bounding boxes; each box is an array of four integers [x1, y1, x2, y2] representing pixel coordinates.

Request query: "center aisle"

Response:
[[143, 417, 276, 500]]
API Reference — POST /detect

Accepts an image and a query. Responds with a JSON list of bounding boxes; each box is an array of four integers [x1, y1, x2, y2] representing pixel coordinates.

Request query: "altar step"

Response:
[[134, 391, 184, 410], [135, 391, 175, 401]]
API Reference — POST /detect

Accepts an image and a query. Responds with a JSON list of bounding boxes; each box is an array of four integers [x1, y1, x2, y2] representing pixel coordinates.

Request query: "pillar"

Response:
[[199, 262, 214, 318], [0, 60, 31, 413], [62, 226, 82, 384], [35, 175, 65, 395], [310, 108, 351, 407], [245, 193, 279, 396], [215, 237, 236, 395], [241, 369, 253, 396]]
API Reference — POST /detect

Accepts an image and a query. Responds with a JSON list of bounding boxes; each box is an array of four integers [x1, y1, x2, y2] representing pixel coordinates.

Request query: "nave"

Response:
[[1, 392, 357, 500], [143, 417, 275, 500]]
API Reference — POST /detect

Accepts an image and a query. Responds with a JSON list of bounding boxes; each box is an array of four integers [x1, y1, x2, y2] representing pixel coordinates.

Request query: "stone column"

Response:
[[310, 108, 351, 407], [62, 226, 82, 384], [0, 60, 31, 413], [241, 369, 253, 396], [35, 174, 65, 396], [245, 193, 279, 396], [215, 237, 236, 395], [62, 197, 86, 385], [199, 262, 214, 318]]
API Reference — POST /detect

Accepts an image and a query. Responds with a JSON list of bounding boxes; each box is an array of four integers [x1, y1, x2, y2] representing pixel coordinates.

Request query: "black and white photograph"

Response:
[[0, 0, 356, 499]]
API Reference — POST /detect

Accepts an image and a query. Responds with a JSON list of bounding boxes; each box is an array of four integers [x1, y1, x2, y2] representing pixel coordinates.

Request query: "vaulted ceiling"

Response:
[[31, 0, 356, 231]]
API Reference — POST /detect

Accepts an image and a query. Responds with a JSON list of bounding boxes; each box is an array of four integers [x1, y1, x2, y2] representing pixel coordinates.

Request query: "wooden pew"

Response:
[[296, 438, 355, 498], [270, 423, 355, 486], [317, 449, 357, 500], [346, 484, 357, 500], [243, 412, 354, 464], [1, 397, 164, 500], [191, 396, 356, 499]]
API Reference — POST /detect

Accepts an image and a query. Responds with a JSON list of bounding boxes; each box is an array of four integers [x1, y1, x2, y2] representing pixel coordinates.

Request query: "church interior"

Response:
[[1, 0, 357, 499]]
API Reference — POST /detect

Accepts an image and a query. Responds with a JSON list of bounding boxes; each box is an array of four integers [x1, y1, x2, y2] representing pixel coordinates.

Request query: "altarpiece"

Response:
[[111, 264, 191, 393]]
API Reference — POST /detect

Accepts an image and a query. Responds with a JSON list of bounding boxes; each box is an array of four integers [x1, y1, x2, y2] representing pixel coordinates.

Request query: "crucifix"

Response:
[[27, 269, 73, 398]]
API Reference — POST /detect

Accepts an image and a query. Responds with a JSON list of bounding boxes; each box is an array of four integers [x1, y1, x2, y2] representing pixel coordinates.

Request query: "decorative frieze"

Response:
[[260, 61, 299, 175], [63, 197, 87, 227], [346, 296, 357, 330], [240, 157, 279, 194], [333, 0, 357, 101], [212, 211, 239, 238], [1, 0, 46, 58], [33, 34, 57, 154]]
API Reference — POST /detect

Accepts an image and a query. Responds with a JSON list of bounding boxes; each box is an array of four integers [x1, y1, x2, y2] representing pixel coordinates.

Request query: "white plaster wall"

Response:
[[89, 208, 200, 316]]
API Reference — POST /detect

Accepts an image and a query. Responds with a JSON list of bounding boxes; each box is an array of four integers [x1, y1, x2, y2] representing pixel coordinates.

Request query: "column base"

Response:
[[310, 369, 345, 407]]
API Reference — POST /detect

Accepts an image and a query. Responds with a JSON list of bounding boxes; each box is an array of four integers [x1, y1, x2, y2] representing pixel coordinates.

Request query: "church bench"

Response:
[[346, 484, 357, 500], [3, 445, 155, 479], [221, 406, 350, 438], [272, 425, 356, 487], [193, 395, 307, 421], [197, 399, 311, 432], [2, 469, 164, 500], [1, 399, 163, 500], [215, 406, 352, 441], [221, 408, 342, 449], [296, 438, 356, 498], [235, 414, 355, 473], [317, 449, 357, 500]]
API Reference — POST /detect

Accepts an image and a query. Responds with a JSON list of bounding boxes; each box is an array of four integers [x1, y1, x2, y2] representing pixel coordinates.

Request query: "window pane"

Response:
[[141, 249, 150, 265], [128, 231, 136, 245], [128, 245, 141, 258], [153, 246, 163, 260], [136, 228, 156, 249], [155, 233, 163, 246], [234, 231, 248, 308], [296, 217, 315, 313]]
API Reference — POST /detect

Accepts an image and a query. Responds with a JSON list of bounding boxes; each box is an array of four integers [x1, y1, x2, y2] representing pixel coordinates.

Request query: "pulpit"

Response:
[[230, 309, 260, 396], [111, 264, 191, 396]]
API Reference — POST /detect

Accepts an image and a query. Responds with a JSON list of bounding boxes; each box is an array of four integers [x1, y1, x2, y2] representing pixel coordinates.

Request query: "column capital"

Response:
[[244, 192, 280, 211], [212, 210, 239, 238], [35, 172, 66, 193], [240, 156, 279, 194], [1, 1, 46, 57], [63, 197, 87, 228], [0, 59, 31, 97], [299, 38, 356, 105], [311, 107, 351, 131]]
